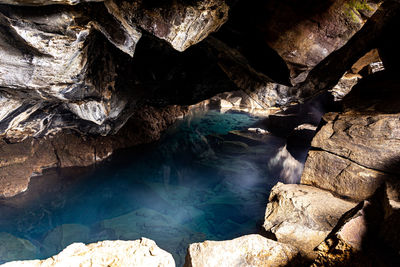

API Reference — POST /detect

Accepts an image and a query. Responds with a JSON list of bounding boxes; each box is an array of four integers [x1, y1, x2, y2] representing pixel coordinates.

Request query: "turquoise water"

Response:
[[0, 110, 286, 266]]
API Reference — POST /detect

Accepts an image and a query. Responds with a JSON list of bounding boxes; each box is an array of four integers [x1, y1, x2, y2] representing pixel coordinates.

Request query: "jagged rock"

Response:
[[292, 0, 400, 100], [184, 234, 301, 267], [0, 232, 36, 263], [263, 183, 356, 259], [0, 4, 141, 139], [205, 37, 290, 107], [105, 0, 229, 52], [226, 0, 381, 85], [312, 185, 400, 267], [2, 238, 175, 267]]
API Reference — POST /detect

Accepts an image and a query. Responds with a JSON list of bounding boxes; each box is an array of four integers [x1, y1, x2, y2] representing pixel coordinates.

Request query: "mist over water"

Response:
[[0, 110, 290, 266]]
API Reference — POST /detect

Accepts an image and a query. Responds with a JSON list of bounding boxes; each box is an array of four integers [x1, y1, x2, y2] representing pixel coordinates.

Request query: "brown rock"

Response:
[[106, 0, 229, 52], [312, 185, 400, 267], [301, 109, 400, 202], [259, 0, 381, 84], [263, 183, 356, 259]]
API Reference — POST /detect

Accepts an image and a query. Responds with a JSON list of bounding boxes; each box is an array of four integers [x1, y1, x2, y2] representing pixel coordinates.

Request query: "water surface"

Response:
[[0, 110, 286, 266]]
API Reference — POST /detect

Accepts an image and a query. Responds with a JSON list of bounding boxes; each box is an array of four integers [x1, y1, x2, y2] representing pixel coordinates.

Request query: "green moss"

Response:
[[344, 0, 375, 23]]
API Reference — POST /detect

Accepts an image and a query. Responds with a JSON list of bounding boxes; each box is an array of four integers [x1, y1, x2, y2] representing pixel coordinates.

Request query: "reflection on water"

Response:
[[0, 110, 286, 266]]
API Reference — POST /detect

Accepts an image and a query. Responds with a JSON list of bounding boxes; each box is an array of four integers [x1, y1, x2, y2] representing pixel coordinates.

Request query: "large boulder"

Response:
[[301, 110, 400, 202], [184, 234, 301, 267], [263, 183, 356, 259], [3, 238, 175, 267]]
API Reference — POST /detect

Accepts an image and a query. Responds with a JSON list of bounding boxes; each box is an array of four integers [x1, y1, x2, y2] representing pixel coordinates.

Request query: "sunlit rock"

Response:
[[0, 4, 141, 139], [184, 234, 301, 267], [106, 0, 229, 52], [0, 232, 36, 263], [263, 183, 356, 259], [3, 238, 175, 267], [301, 111, 400, 202]]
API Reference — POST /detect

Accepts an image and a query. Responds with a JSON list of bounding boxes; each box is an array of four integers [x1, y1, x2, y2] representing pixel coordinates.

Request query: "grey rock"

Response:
[[105, 0, 229, 52], [184, 234, 301, 267], [0, 4, 141, 139], [263, 183, 356, 259], [301, 112, 400, 202]]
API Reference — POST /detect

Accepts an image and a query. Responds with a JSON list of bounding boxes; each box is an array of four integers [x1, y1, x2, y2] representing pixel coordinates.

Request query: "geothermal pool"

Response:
[[0, 110, 287, 266]]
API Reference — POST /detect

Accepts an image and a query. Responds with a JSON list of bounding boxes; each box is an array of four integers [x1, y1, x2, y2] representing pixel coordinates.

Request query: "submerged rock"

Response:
[[184, 234, 301, 267], [42, 224, 90, 257], [0, 232, 36, 263], [2, 238, 175, 267], [263, 183, 356, 259]]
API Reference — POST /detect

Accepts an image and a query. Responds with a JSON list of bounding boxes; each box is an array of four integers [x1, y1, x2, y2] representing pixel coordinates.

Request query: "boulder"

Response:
[[301, 111, 400, 202], [2, 238, 175, 267], [312, 186, 400, 267], [263, 183, 356, 259], [184, 234, 301, 267]]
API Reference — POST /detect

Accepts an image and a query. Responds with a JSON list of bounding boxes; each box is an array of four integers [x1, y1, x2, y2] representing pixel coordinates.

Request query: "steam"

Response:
[[268, 145, 303, 184]]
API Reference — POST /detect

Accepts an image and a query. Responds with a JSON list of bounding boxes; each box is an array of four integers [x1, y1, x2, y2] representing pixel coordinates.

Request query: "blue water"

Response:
[[0, 110, 286, 266]]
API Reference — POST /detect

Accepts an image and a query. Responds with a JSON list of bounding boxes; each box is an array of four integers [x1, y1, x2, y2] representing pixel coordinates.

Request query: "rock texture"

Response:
[[2, 238, 175, 267], [301, 72, 400, 202], [105, 0, 229, 52], [292, 0, 400, 100], [312, 186, 400, 267], [0, 3, 142, 139], [263, 183, 356, 259], [184, 234, 301, 267], [223, 0, 381, 85]]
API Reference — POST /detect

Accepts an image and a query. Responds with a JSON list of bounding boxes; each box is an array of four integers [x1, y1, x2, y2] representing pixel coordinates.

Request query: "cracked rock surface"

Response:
[[263, 182, 356, 259]]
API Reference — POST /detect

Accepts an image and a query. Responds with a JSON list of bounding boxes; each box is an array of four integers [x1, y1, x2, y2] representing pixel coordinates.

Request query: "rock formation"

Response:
[[0, 0, 399, 265], [184, 234, 301, 267], [263, 183, 356, 259], [2, 238, 175, 267]]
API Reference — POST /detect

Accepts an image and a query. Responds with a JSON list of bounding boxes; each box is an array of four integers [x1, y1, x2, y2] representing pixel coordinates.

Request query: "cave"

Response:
[[0, 0, 399, 266]]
